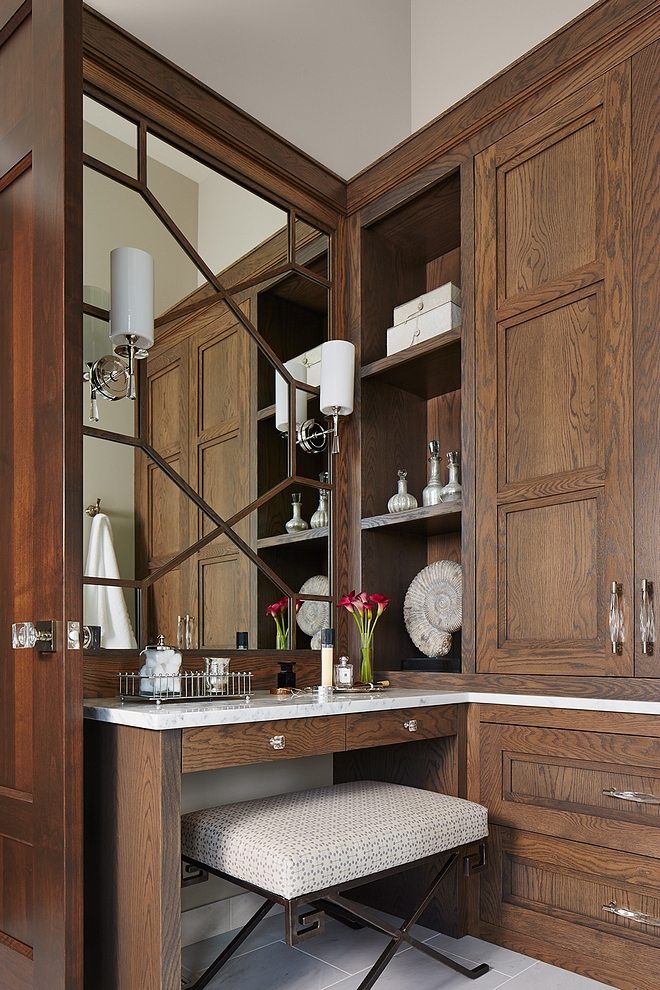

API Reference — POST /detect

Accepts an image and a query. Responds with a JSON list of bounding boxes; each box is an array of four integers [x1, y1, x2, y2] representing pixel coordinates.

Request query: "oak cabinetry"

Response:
[[474, 67, 633, 676], [478, 705, 660, 989]]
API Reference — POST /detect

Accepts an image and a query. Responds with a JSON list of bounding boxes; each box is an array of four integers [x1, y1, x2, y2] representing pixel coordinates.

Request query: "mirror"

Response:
[[82, 97, 332, 651]]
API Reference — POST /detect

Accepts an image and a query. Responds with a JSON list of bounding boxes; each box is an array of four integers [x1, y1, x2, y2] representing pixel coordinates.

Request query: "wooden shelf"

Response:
[[257, 526, 328, 549], [360, 502, 461, 536], [361, 327, 461, 399], [257, 403, 275, 422]]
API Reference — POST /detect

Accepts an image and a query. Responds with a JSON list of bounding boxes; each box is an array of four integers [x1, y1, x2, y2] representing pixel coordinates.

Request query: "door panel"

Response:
[[0, 2, 83, 988], [476, 66, 633, 675]]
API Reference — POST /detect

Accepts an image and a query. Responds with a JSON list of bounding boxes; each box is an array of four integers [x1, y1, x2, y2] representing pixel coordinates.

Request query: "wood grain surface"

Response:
[[345, 705, 457, 750], [182, 716, 346, 772]]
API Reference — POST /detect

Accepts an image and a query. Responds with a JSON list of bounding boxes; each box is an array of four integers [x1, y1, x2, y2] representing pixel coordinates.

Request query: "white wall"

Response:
[[410, 0, 597, 133], [89, 0, 412, 180]]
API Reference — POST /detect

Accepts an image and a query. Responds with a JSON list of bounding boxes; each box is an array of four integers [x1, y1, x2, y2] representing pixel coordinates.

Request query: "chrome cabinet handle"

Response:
[[603, 786, 660, 805], [609, 581, 623, 654], [403, 720, 418, 732], [269, 735, 286, 750], [641, 579, 655, 655], [603, 901, 660, 927]]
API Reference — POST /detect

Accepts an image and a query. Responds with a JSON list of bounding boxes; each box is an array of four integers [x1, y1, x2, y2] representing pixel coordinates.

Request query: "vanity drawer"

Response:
[[480, 707, 660, 857], [182, 716, 346, 772], [481, 825, 660, 990], [346, 705, 457, 750]]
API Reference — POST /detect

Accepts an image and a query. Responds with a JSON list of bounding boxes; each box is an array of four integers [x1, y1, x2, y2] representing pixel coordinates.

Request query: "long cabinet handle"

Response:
[[603, 901, 660, 927], [640, 579, 655, 655], [609, 581, 623, 655], [602, 787, 660, 805]]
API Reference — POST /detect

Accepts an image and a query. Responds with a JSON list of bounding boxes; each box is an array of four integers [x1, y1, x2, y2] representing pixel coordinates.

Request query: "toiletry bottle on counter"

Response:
[[320, 627, 334, 687], [236, 631, 248, 649], [334, 655, 353, 688]]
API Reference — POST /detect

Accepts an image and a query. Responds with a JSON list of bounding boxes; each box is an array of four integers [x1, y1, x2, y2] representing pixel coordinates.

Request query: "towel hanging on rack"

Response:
[[83, 512, 137, 649]]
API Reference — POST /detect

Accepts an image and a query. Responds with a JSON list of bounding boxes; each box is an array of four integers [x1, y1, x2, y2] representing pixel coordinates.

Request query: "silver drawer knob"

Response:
[[269, 735, 286, 750], [403, 720, 418, 732]]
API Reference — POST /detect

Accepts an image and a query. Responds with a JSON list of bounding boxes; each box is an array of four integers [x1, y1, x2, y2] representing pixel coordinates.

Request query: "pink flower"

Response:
[[337, 590, 389, 648]]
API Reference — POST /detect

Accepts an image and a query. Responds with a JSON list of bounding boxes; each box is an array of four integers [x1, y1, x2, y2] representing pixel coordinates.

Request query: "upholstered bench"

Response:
[[182, 779, 489, 990]]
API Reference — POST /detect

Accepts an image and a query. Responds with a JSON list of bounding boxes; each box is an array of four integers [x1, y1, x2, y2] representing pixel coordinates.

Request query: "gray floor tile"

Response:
[[201, 938, 350, 990], [504, 960, 620, 990], [294, 916, 406, 974], [425, 932, 536, 977], [324, 949, 511, 990]]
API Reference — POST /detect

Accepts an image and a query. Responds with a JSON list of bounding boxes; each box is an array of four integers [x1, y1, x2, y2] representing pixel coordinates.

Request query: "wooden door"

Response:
[[0, 1, 83, 989], [475, 67, 633, 675]]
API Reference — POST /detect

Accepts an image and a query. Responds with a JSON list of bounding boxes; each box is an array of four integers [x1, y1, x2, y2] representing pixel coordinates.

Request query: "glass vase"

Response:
[[276, 629, 288, 650], [360, 643, 373, 683]]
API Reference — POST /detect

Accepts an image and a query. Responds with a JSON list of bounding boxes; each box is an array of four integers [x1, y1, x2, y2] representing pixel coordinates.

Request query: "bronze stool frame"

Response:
[[182, 841, 489, 990]]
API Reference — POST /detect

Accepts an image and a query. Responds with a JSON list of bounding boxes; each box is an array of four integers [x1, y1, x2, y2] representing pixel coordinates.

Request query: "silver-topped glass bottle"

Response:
[[440, 451, 462, 502], [387, 469, 418, 513], [310, 472, 329, 528], [422, 440, 443, 506]]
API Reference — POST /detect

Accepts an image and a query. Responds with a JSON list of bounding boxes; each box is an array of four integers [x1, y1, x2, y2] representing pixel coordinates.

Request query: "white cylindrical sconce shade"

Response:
[[110, 247, 155, 350], [320, 340, 355, 416], [275, 360, 309, 433]]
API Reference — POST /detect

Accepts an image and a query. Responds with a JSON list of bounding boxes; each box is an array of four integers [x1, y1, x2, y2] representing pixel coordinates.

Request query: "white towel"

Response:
[[83, 513, 137, 649]]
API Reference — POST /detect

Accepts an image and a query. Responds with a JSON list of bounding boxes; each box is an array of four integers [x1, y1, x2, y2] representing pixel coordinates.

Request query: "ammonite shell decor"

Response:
[[296, 575, 330, 649], [403, 560, 462, 657]]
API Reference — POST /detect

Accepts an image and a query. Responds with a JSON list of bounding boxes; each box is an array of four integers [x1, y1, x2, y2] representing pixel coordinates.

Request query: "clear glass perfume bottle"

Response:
[[422, 440, 443, 506], [387, 469, 418, 513], [440, 451, 462, 502], [285, 493, 308, 533]]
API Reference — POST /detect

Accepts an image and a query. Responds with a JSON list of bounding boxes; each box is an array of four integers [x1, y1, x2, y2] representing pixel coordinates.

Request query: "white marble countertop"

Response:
[[83, 687, 660, 730]]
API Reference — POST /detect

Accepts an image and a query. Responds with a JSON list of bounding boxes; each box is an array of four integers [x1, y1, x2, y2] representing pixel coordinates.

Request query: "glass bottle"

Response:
[[310, 472, 329, 528], [333, 655, 354, 688], [387, 470, 418, 514], [285, 493, 309, 533], [440, 451, 462, 502], [422, 440, 443, 506]]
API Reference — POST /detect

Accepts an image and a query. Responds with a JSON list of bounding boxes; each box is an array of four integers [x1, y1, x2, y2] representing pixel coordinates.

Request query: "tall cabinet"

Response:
[[474, 66, 634, 676]]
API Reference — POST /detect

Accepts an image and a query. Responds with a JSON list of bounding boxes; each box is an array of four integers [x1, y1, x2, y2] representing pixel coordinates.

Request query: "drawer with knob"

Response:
[[182, 716, 346, 772], [345, 705, 457, 751]]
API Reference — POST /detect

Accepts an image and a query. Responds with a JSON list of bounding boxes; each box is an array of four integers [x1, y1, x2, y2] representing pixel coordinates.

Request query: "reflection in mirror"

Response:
[[83, 95, 138, 179], [82, 286, 136, 435], [84, 166, 203, 316], [146, 133, 288, 286], [295, 218, 330, 279]]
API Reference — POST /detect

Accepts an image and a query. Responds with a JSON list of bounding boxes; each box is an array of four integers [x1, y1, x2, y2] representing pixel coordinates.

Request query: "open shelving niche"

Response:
[[254, 235, 332, 649], [359, 168, 463, 669]]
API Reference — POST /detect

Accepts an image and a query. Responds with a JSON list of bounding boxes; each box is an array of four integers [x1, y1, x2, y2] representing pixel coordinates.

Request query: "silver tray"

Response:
[[117, 670, 252, 704]]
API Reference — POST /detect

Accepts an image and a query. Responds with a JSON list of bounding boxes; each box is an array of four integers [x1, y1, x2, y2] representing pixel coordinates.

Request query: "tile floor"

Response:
[[181, 906, 620, 990]]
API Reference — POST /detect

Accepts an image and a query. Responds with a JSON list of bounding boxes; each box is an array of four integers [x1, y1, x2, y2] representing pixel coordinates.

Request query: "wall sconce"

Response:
[[274, 340, 355, 454], [109, 247, 154, 400], [82, 249, 154, 421]]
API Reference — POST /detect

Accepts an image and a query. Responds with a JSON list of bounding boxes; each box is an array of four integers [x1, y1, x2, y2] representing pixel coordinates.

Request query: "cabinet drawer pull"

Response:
[[603, 786, 660, 805], [603, 901, 660, 927], [609, 581, 623, 654], [269, 735, 286, 750], [403, 720, 418, 732], [641, 579, 655, 655]]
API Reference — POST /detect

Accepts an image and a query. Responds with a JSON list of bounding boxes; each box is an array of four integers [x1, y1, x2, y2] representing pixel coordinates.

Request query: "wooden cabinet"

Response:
[[478, 705, 660, 989], [474, 68, 633, 676]]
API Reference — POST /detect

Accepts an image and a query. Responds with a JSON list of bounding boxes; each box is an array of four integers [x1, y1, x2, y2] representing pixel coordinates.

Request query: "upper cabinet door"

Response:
[[475, 66, 633, 675]]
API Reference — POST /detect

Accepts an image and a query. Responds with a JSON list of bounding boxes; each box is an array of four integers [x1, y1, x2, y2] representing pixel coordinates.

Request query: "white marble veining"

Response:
[[84, 686, 660, 730]]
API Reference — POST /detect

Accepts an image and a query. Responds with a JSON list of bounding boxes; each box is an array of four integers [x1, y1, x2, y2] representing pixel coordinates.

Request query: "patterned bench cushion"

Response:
[[181, 780, 488, 900]]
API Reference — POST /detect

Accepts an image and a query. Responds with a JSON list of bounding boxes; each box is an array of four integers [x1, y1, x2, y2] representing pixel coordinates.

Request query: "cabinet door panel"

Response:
[[476, 66, 632, 675]]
